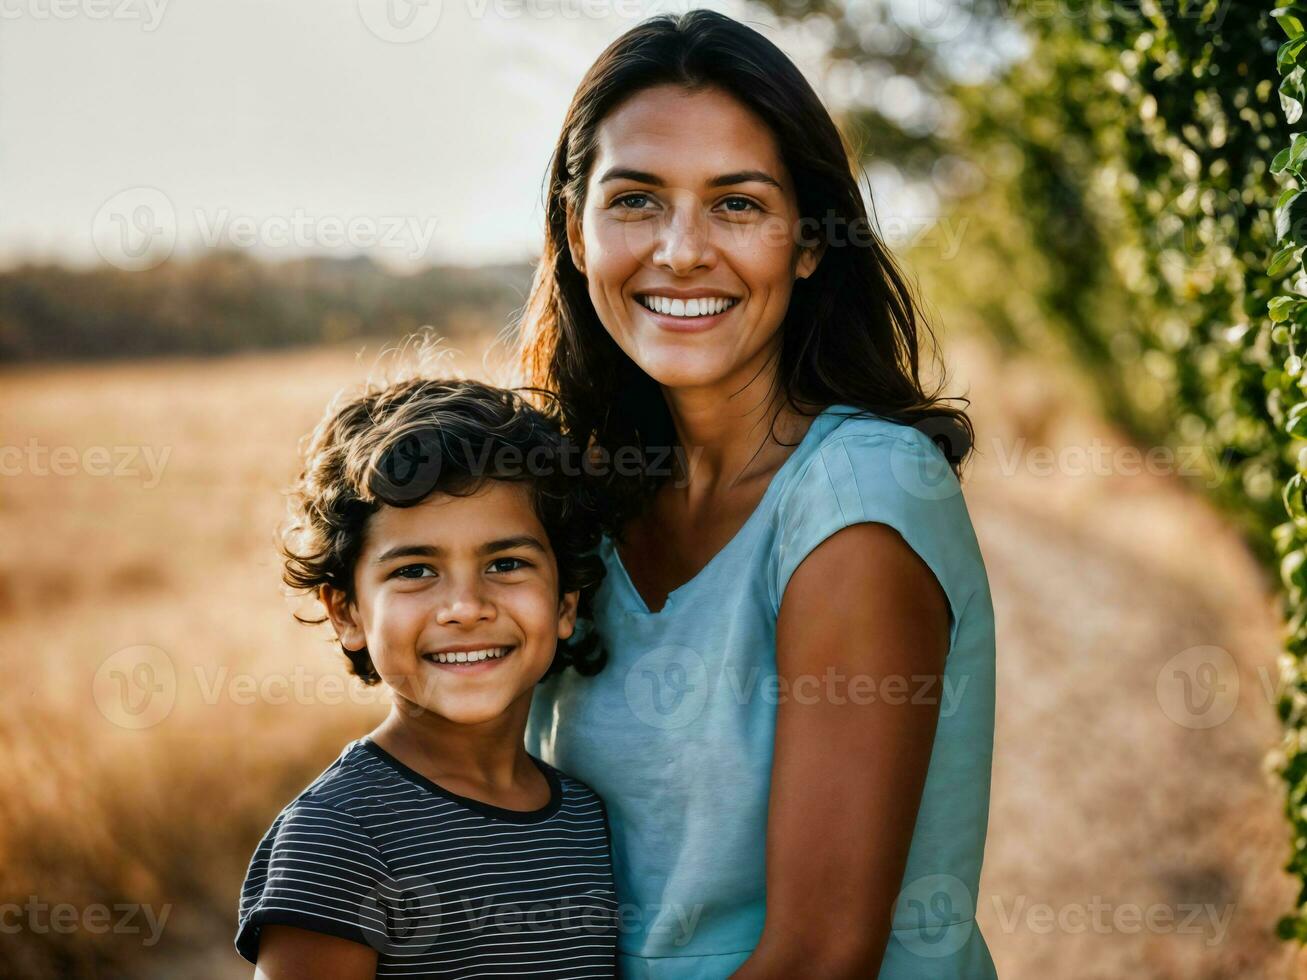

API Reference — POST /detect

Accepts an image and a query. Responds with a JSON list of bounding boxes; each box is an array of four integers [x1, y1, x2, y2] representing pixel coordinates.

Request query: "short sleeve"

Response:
[[770, 427, 980, 653], [235, 798, 391, 962]]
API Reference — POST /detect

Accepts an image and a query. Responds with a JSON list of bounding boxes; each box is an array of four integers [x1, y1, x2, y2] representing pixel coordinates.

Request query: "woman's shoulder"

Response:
[[777, 405, 962, 512], [768, 404, 984, 621]]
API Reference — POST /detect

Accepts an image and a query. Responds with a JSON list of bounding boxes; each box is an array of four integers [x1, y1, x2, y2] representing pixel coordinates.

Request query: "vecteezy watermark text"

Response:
[[0, 0, 168, 29], [1, 440, 171, 489], [0, 897, 171, 946]]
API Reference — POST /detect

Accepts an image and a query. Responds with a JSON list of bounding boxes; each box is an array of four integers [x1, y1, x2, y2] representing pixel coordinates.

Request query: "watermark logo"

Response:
[[890, 425, 963, 502], [624, 644, 708, 730], [93, 645, 177, 730], [92, 187, 176, 271], [357, 0, 442, 42], [893, 873, 974, 958], [1155, 645, 1239, 730], [889, 0, 975, 43], [360, 874, 443, 957]]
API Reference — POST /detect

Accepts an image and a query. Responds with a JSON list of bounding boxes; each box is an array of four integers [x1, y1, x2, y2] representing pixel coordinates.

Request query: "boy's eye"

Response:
[[392, 564, 434, 580], [488, 557, 530, 574]]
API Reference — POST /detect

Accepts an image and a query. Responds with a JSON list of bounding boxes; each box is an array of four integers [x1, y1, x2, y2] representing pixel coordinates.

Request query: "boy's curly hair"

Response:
[[280, 376, 607, 683]]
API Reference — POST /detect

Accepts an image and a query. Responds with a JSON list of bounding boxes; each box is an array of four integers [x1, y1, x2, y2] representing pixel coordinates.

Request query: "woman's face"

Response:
[[568, 84, 820, 395]]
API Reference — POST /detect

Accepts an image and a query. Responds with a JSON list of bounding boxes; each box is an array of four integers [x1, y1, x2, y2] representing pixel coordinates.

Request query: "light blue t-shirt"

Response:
[[526, 405, 997, 979]]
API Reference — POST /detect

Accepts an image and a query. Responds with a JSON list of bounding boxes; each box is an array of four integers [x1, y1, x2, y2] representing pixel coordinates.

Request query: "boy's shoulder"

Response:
[[273, 739, 409, 825]]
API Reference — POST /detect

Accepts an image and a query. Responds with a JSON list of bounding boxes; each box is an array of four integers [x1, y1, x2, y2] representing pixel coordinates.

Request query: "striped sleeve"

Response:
[[236, 798, 391, 963]]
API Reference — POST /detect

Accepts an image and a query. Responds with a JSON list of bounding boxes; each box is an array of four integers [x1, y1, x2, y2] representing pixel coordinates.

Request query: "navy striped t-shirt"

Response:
[[236, 738, 619, 977]]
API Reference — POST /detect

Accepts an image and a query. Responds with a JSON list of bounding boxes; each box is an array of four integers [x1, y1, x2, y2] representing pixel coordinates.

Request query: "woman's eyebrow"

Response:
[[597, 167, 782, 190], [599, 167, 665, 186], [708, 170, 782, 189]]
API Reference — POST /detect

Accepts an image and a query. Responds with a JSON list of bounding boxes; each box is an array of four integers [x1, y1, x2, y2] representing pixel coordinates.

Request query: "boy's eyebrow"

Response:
[[373, 536, 548, 563], [597, 167, 782, 190]]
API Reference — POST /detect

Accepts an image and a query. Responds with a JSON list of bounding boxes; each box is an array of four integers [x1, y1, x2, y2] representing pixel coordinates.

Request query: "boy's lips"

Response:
[[421, 645, 515, 671]]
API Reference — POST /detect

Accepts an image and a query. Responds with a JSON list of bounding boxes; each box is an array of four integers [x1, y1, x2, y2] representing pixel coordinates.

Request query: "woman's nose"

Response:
[[651, 191, 715, 275]]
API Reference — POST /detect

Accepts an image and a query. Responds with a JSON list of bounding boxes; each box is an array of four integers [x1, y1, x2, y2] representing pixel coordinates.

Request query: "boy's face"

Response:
[[323, 480, 579, 727]]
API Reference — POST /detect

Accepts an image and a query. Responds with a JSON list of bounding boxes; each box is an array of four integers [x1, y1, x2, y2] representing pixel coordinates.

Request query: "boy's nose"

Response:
[[434, 583, 496, 624]]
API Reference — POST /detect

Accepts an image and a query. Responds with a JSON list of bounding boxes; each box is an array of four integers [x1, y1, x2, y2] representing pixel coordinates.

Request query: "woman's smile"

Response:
[[633, 290, 742, 333]]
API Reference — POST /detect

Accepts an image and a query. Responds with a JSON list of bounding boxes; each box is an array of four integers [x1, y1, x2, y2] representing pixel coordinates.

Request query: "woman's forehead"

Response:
[[591, 85, 788, 186]]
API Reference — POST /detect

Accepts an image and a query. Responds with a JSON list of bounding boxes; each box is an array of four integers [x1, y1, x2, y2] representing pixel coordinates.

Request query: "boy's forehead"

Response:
[[366, 481, 545, 548]]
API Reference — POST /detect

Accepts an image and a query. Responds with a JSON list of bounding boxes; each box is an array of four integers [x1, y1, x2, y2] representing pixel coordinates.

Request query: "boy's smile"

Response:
[[323, 480, 579, 727]]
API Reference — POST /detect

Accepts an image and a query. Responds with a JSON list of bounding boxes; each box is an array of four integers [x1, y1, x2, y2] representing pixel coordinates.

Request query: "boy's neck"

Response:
[[369, 692, 539, 795]]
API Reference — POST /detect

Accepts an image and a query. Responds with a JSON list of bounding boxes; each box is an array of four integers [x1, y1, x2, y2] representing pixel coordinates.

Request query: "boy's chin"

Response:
[[387, 685, 520, 726]]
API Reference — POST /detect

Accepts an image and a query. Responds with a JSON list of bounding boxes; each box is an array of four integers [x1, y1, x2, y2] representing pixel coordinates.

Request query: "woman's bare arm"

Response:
[[731, 521, 950, 978], [253, 925, 378, 980]]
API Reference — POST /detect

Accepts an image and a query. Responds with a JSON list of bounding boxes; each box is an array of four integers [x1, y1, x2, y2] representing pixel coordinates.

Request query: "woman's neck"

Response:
[[662, 358, 816, 496]]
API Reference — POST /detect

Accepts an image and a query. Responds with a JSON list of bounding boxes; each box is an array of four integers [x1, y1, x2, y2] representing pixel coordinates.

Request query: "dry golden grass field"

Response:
[[1, 330, 1304, 978]]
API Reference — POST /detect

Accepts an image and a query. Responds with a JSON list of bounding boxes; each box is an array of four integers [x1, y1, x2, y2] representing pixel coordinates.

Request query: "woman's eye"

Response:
[[392, 564, 434, 580], [488, 557, 529, 574], [612, 192, 655, 211], [718, 196, 760, 214]]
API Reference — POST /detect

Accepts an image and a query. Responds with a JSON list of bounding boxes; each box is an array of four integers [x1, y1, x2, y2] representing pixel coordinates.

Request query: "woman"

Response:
[[520, 10, 997, 978]]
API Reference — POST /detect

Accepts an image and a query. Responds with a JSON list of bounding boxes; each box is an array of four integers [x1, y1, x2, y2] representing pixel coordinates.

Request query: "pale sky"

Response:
[[0, 0, 1014, 270]]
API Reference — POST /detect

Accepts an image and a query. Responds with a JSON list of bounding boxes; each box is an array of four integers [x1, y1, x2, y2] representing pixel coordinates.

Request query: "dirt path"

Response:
[[949, 334, 1304, 977]]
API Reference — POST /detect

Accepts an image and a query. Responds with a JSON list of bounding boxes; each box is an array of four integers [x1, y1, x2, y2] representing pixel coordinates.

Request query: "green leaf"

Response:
[[1283, 35, 1307, 73], [1277, 190, 1307, 243], [1278, 5, 1307, 39], [1284, 68, 1307, 125], [1272, 295, 1300, 321], [1273, 245, 1304, 276]]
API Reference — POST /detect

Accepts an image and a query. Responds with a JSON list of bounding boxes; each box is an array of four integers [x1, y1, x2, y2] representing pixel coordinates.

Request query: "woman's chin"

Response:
[[633, 351, 733, 392]]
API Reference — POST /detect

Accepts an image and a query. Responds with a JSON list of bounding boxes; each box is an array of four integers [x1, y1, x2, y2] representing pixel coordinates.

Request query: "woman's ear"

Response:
[[557, 589, 581, 641], [320, 585, 367, 652], [565, 203, 587, 276], [795, 241, 825, 281]]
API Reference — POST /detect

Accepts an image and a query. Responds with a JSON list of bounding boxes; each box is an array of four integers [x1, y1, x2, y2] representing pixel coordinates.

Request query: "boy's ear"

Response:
[[565, 203, 586, 276], [320, 585, 367, 652], [557, 589, 581, 641]]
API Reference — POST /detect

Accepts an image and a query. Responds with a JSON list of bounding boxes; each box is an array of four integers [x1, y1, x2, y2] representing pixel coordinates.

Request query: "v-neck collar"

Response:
[[606, 404, 859, 616]]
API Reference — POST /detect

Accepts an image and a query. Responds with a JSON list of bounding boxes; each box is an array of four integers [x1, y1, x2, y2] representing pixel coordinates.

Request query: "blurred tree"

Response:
[[753, 0, 1303, 937], [0, 252, 533, 363]]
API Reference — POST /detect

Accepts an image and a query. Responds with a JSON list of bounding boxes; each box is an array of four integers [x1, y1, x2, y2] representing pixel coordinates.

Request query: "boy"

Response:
[[236, 378, 618, 978]]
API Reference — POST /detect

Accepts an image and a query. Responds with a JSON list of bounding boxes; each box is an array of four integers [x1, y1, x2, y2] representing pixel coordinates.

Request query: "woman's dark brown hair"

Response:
[[518, 8, 973, 535], [280, 376, 606, 684]]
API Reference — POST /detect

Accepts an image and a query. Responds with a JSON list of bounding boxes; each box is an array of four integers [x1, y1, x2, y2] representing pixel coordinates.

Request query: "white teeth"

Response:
[[429, 647, 510, 664], [640, 295, 736, 318]]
